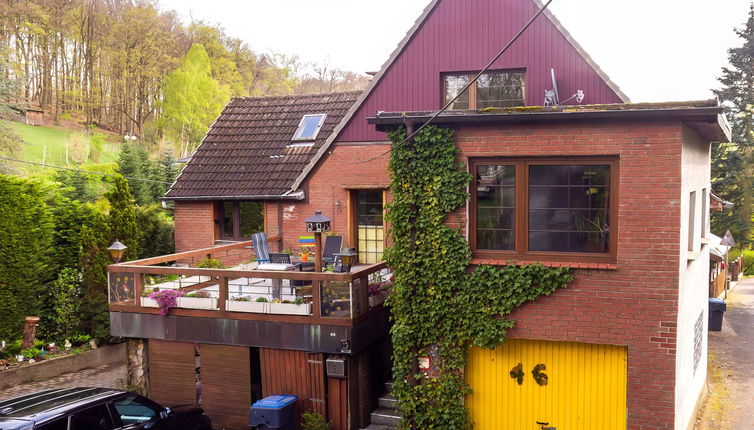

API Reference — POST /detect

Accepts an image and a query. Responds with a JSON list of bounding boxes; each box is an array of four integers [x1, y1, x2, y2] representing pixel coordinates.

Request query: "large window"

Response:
[[472, 159, 616, 260], [351, 190, 385, 264], [219, 201, 264, 240], [444, 70, 525, 110]]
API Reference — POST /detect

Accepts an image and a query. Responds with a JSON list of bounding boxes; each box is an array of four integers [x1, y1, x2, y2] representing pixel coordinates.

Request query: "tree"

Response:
[[0, 55, 22, 173], [713, 4, 754, 245], [161, 44, 230, 157], [0, 175, 54, 339], [80, 175, 139, 339], [117, 142, 158, 205]]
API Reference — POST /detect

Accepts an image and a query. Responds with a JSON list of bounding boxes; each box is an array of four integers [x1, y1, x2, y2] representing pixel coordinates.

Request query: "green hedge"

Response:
[[729, 248, 754, 276]]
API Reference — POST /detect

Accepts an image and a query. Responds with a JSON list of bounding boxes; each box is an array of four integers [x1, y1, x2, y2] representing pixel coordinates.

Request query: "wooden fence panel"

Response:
[[201, 344, 251, 430], [148, 340, 196, 406]]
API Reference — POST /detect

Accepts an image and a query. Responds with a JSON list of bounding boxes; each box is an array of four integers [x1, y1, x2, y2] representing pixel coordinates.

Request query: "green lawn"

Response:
[[4, 120, 121, 174]]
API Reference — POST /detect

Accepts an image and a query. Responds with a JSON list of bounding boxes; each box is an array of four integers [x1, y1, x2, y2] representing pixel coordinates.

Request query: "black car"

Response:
[[0, 387, 212, 430]]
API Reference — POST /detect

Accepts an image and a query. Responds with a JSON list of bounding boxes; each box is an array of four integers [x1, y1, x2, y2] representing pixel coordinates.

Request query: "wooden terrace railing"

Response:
[[107, 241, 389, 327]]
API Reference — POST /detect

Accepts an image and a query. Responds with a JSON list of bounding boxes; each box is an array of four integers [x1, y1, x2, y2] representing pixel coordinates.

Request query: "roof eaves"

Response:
[[288, 0, 443, 193], [533, 0, 630, 103], [163, 190, 306, 201]]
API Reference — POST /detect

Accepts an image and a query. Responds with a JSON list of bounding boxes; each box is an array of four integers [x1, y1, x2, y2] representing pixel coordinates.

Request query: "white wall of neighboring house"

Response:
[[675, 126, 712, 430]]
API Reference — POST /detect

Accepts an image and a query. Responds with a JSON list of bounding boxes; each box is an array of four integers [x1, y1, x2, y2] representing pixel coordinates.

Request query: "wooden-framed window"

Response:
[[701, 188, 708, 239], [444, 70, 525, 110], [688, 191, 696, 252], [218, 201, 264, 240], [470, 158, 618, 262], [348, 190, 386, 264]]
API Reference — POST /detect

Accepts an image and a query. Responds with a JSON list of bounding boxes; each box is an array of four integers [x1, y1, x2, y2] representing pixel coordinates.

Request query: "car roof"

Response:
[[0, 387, 125, 424]]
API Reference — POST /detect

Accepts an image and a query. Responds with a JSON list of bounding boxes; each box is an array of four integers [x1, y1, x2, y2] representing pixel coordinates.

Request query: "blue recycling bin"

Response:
[[249, 395, 297, 429]]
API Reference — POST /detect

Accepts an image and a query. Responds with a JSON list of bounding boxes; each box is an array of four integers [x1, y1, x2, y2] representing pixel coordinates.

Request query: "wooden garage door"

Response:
[[259, 349, 327, 424], [148, 340, 196, 406], [201, 344, 251, 430], [467, 339, 627, 430]]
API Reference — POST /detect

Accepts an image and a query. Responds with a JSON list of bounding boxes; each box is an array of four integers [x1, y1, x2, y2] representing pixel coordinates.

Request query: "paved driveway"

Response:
[[0, 362, 126, 401], [696, 277, 754, 429]]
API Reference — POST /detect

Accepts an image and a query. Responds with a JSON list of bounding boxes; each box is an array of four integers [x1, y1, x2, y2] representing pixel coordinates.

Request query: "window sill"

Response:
[[687, 250, 702, 262], [470, 258, 618, 270]]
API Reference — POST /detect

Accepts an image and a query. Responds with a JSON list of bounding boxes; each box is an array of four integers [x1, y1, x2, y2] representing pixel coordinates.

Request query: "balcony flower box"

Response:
[[368, 295, 385, 308], [140, 297, 159, 308], [226, 300, 268, 314], [177, 297, 218, 310], [269, 302, 311, 316]]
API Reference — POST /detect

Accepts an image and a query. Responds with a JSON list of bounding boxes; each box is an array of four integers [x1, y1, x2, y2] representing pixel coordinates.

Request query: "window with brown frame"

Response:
[[444, 70, 525, 110], [218, 201, 264, 240], [471, 158, 617, 261]]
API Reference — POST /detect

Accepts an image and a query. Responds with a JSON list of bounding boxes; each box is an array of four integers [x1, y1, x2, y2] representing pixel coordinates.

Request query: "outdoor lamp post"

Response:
[[334, 247, 358, 273], [108, 239, 128, 263], [305, 212, 332, 271]]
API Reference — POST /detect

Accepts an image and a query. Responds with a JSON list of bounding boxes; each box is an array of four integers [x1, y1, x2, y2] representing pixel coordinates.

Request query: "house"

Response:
[[108, 0, 731, 429]]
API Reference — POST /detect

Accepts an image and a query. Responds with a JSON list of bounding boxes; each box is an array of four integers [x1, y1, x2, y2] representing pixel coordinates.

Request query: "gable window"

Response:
[[471, 158, 617, 261], [292, 114, 327, 141], [218, 201, 264, 240], [444, 70, 525, 110]]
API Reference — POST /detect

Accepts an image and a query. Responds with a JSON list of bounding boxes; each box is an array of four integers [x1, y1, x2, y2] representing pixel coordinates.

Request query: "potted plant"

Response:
[[149, 289, 184, 316], [298, 246, 313, 262], [140, 288, 160, 308], [269, 297, 311, 316], [177, 289, 218, 310], [227, 296, 269, 313]]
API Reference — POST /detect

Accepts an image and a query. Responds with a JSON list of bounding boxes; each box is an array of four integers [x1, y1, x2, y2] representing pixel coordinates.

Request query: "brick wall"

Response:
[[174, 201, 216, 252], [454, 121, 686, 430]]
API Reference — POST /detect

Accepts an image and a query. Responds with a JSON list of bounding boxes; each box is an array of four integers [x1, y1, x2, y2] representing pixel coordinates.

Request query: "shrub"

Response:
[[301, 410, 331, 430], [186, 290, 212, 298], [20, 347, 41, 360], [70, 334, 91, 347], [255, 297, 268, 303], [196, 258, 224, 269], [730, 248, 754, 276]]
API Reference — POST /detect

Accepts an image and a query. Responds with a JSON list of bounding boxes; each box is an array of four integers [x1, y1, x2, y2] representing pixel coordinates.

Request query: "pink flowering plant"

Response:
[[149, 289, 184, 315]]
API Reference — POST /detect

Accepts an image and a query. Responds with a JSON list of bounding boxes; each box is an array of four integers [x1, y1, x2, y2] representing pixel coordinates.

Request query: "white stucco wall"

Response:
[[675, 126, 711, 430]]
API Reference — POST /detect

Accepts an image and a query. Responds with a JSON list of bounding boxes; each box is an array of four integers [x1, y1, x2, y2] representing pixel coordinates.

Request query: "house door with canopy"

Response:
[[349, 190, 385, 264]]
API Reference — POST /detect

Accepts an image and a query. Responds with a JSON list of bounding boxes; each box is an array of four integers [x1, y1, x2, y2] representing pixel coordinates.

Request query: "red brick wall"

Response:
[[174, 201, 216, 252], [276, 143, 392, 252], [454, 122, 684, 430]]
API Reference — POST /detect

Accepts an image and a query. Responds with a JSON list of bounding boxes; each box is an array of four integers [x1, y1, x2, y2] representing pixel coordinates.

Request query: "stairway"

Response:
[[361, 381, 401, 429]]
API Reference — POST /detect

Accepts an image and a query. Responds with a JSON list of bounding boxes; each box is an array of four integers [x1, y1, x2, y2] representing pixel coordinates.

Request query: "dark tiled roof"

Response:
[[166, 91, 361, 199]]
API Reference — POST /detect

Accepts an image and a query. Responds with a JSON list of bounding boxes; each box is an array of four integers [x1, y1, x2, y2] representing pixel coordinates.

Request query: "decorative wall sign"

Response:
[[694, 310, 704, 374], [509, 363, 524, 385], [532, 364, 548, 386], [509, 363, 549, 386]]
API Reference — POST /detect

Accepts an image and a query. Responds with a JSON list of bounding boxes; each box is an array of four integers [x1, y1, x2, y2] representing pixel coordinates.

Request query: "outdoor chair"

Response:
[[323, 235, 344, 264], [252, 232, 271, 263]]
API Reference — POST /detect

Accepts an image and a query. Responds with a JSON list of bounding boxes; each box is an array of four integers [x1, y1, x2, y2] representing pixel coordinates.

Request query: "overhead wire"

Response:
[[0, 155, 173, 184], [327, 0, 554, 165]]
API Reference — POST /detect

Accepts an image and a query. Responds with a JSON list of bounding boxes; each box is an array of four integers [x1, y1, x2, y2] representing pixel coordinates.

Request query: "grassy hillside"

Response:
[[4, 120, 121, 174]]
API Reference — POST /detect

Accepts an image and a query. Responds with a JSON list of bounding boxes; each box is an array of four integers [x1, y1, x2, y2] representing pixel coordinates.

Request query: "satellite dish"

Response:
[[544, 68, 585, 106], [551, 68, 560, 105]]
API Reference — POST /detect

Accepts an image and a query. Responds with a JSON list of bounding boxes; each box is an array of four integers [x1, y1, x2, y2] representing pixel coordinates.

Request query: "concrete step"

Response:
[[384, 380, 394, 393], [360, 424, 396, 430], [378, 395, 397, 409], [370, 408, 401, 427]]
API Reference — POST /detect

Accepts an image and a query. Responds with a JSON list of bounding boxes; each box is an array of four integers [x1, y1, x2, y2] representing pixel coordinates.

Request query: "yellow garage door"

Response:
[[467, 339, 627, 430]]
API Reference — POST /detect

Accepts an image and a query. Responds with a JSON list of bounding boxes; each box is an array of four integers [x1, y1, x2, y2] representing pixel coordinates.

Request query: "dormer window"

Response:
[[292, 114, 327, 141], [444, 70, 525, 110]]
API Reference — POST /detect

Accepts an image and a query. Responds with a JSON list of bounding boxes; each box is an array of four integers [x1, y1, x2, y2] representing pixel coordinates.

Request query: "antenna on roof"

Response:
[[544, 68, 585, 106]]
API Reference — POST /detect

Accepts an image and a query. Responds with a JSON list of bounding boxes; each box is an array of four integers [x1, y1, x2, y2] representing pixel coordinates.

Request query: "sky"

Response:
[[158, 0, 752, 103]]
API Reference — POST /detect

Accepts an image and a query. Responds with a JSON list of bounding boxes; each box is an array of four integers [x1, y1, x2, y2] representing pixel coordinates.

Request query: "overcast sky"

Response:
[[158, 0, 751, 103]]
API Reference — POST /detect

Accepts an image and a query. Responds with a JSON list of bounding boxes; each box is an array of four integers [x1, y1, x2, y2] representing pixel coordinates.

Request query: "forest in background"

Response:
[[0, 0, 369, 158]]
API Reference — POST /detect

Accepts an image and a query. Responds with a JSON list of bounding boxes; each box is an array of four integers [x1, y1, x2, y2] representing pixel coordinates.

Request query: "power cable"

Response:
[[0, 155, 173, 184], [327, 0, 554, 165]]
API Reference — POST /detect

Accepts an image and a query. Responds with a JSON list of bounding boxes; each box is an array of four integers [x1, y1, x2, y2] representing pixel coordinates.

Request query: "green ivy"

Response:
[[384, 125, 573, 429]]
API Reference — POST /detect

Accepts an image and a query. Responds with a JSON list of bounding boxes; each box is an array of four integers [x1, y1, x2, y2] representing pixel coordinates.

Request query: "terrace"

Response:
[[107, 241, 390, 355]]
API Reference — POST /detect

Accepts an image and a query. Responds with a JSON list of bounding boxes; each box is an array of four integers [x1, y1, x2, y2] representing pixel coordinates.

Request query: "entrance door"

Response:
[[351, 190, 385, 264], [467, 339, 627, 430]]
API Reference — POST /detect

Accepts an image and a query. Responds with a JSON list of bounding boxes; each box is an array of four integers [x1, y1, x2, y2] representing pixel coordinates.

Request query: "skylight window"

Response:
[[292, 114, 327, 141]]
